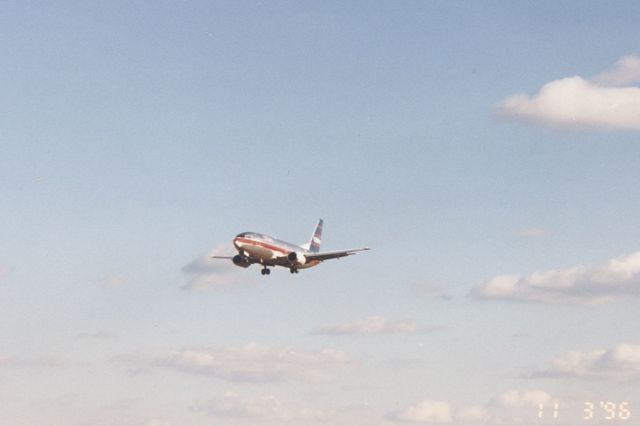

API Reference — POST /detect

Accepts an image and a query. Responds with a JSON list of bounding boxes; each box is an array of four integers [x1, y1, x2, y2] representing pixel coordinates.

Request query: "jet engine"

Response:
[[232, 254, 251, 268], [287, 251, 306, 266]]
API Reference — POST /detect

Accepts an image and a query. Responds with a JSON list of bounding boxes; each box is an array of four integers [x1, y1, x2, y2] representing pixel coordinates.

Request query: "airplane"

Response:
[[211, 219, 369, 275]]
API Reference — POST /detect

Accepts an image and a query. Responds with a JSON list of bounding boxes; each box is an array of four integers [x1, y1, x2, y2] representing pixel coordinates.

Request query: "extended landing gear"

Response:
[[261, 267, 271, 276], [289, 267, 299, 274]]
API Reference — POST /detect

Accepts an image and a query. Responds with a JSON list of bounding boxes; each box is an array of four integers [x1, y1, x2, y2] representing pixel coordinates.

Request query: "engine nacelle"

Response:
[[232, 254, 251, 268], [287, 251, 306, 266]]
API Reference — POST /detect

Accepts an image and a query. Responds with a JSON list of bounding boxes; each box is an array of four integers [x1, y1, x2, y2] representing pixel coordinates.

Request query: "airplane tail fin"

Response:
[[302, 219, 323, 252]]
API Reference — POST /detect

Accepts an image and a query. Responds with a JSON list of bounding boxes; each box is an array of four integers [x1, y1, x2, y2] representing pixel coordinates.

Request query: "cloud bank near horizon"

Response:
[[533, 343, 640, 381], [111, 343, 351, 384], [471, 251, 640, 304]]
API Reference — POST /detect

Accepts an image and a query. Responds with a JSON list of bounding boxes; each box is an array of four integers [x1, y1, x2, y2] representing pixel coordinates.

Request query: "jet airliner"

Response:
[[212, 219, 369, 275]]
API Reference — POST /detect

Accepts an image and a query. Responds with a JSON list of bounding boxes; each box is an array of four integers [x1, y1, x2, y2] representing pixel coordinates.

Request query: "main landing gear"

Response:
[[259, 267, 298, 275]]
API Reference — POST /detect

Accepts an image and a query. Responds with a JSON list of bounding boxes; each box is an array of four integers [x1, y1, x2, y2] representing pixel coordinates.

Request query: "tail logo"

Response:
[[309, 219, 323, 253]]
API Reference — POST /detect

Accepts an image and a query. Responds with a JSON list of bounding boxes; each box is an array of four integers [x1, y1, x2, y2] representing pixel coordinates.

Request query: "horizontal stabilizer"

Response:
[[304, 247, 370, 262]]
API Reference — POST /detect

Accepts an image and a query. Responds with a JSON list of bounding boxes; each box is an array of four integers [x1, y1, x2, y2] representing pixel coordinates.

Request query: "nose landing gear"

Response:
[[289, 267, 299, 274], [261, 267, 271, 276]]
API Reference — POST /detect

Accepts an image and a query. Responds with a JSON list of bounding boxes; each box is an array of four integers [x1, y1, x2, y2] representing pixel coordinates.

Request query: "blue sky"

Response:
[[2, 1, 640, 424]]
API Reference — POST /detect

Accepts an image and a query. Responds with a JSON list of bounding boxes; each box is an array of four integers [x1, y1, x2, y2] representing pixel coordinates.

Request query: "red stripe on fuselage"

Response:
[[234, 237, 292, 255]]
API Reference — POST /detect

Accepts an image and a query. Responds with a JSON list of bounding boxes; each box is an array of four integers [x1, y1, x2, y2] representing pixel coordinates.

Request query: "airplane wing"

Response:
[[304, 247, 370, 262], [210, 256, 233, 259]]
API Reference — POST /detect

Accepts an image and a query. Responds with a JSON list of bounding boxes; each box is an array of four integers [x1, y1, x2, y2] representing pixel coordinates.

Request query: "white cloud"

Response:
[[593, 55, 640, 86], [534, 343, 640, 381], [456, 406, 490, 423], [485, 390, 558, 426], [471, 250, 640, 304], [390, 399, 453, 423], [157, 343, 350, 383], [311, 316, 441, 336], [194, 392, 325, 421], [496, 55, 640, 130], [389, 400, 491, 424], [492, 390, 552, 408], [181, 244, 246, 291], [388, 390, 559, 425]]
